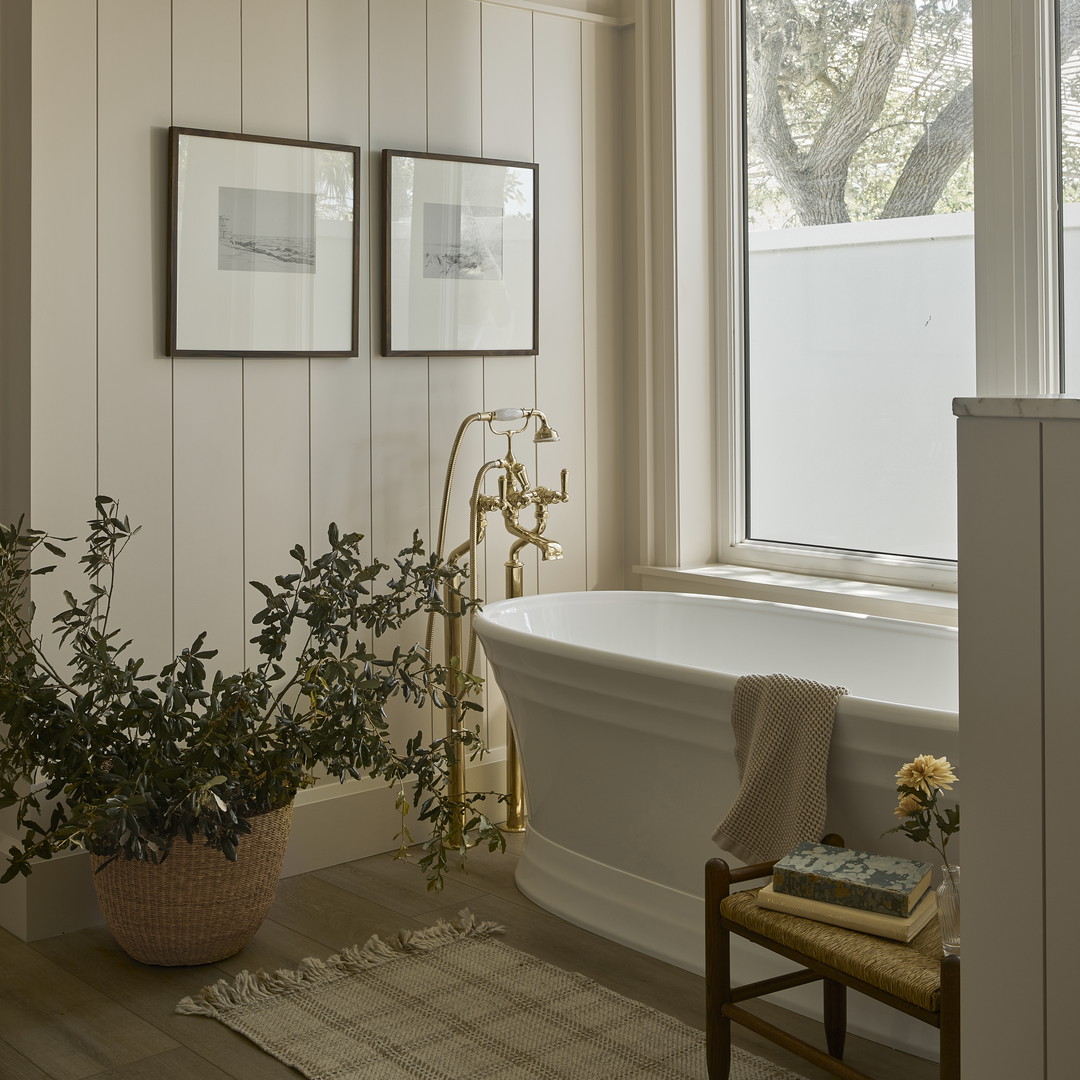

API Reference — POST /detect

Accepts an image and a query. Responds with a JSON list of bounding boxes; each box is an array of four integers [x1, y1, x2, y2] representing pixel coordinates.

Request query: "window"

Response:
[[711, 0, 1063, 589], [743, 0, 973, 565]]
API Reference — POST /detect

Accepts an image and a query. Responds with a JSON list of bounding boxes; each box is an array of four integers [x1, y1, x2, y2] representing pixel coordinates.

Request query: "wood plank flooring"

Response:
[[0, 835, 937, 1080]]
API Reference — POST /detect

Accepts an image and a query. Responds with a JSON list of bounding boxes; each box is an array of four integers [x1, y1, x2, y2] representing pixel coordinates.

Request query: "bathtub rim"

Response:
[[473, 589, 959, 726]]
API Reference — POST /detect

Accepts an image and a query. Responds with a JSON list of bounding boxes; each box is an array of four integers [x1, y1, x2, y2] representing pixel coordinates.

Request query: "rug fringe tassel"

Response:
[[176, 909, 505, 1017]]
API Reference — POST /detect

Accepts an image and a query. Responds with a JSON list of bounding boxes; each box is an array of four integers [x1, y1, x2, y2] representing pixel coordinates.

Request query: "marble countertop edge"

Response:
[[954, 395, 1080, 419]]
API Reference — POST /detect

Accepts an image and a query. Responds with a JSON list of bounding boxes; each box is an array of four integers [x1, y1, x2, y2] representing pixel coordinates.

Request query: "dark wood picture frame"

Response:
[[167, 127, 361, 357], [381, 149, 539, 357]]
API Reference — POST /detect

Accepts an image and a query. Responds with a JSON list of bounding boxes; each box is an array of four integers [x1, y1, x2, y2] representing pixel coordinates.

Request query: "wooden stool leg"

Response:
[[823, 977, 847, 1059], [938, 954, 960, 1080], [705, 860, 733, 1080]]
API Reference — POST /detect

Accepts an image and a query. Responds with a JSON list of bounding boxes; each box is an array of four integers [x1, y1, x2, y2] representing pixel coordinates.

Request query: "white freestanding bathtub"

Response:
[[473, 589, 958, 1060]]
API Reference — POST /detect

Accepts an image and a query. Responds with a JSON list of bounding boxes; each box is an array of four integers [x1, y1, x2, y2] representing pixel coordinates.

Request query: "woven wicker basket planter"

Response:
[[89, 803, 293, 966]]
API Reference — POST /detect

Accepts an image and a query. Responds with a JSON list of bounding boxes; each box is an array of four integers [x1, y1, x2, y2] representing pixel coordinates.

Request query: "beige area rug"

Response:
[[177, 910, 806, 1080]]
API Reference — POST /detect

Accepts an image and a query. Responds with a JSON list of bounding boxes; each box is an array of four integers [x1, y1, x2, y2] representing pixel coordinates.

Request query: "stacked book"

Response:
[[756, 841, 935, 942]]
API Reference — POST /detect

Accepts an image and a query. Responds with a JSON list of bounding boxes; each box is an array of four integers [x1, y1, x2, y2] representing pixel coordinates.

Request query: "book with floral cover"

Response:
[[756, 883, 937, 942], [772, 841, 932, 917]]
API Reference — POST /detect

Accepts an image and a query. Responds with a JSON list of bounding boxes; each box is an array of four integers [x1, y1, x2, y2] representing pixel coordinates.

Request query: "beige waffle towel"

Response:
[[712, 673, 847, 864]]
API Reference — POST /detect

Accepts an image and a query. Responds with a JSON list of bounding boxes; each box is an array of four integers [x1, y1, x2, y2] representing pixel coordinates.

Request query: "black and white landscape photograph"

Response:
[[422, 201, 504, 279], [217, 186, 316, 274]]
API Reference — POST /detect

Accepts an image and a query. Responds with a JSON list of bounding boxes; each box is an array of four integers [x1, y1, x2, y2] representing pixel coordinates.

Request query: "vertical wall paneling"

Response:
[[1039, 419, 1080, 1078], [427, 0, 482, 156], [369, 0, 435, 741], [582, 20, 623, 589], [29, 0, 99, 644], [479, 3, 538, 616], [238, 0, 310, 138], [478, 4, 535, 164], [425, 0, 490, 741], [171, 0, 247, 673], [305, 0, 372, 788], [240, 0, 313, 661], [96, 0, 174, 666], [5, 0, 629, 940], [533, 14, 587, 596], [368, 0, 429, 551], [308, 0, 371, 554], [170, 0, 243, 130]]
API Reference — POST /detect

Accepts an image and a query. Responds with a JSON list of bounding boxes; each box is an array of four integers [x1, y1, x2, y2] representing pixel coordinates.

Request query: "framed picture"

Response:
[[168, 127, 360, 357], [382, 150, 538, 356]]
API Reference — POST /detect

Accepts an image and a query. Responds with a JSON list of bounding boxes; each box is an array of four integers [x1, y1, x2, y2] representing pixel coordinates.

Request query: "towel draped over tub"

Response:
[[712, 673, 847, 864]]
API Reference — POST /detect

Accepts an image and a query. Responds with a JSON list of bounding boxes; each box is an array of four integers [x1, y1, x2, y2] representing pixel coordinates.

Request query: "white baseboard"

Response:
[[0, 752, 508, 942]]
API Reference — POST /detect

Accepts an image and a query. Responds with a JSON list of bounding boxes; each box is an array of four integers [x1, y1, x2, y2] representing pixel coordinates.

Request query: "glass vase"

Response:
[[936, 864, 960, 956]]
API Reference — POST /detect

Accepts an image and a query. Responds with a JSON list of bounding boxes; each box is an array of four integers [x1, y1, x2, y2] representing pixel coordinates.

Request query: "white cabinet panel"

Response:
[[1039, 420, 1080, 1079], [955, 405, 1080, 1079]]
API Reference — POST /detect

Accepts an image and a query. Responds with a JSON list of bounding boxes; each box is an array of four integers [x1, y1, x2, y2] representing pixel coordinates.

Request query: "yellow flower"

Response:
[[894, 793, 922, 818], [895, 754, 957, 795]]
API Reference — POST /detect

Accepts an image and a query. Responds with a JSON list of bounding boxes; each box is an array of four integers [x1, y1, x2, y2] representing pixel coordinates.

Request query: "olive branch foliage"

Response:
[[0, 497, 504, 888]]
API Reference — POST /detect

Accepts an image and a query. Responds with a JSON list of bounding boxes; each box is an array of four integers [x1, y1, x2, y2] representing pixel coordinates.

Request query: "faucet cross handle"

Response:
[[534, 469, 570, 505]]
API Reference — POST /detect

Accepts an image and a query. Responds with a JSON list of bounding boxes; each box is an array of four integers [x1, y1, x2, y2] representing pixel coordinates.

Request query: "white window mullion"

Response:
[[714, 0, 745, 570], [975, 0, 1061, 396]]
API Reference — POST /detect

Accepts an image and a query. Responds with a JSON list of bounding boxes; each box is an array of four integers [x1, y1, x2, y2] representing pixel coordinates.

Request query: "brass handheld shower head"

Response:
[[533, 418, 559, 443]]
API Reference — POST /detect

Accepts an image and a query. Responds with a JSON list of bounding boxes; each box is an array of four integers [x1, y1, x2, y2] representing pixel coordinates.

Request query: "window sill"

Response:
[[632, 564, 957, 627]]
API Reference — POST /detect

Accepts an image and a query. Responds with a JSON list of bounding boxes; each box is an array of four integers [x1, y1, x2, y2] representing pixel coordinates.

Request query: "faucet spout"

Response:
[[506, 523, 563, 561]]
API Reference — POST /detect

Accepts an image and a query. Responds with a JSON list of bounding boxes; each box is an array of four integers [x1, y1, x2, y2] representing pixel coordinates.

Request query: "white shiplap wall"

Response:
[[2, 0, 626, 939]]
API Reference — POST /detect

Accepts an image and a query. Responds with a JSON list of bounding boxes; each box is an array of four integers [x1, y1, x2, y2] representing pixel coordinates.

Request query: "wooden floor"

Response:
[[0, 834, 938, 1080]]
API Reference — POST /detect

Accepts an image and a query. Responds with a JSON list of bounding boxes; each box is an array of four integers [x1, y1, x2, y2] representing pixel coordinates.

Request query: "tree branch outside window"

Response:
[[745, 0, 1080, 228]]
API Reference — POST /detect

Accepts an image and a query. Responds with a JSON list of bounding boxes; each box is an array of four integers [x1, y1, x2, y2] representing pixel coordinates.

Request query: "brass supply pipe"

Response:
[[442, 539, 474, 849], [501, 540, 530, 832], [433, 462, 501, 850], [426, 411, 496, 659]]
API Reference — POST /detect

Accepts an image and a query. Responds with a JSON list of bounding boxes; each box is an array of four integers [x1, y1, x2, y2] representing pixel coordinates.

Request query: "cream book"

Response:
[[756, 882, 937, 942]]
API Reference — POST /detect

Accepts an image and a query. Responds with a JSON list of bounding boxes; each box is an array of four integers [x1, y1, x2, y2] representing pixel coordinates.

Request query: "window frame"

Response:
[[701, 0, 1062, 595]]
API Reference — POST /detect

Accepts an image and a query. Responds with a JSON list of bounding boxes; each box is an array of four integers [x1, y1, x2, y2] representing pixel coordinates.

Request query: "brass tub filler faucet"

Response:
[[428, 409, 568, 841]]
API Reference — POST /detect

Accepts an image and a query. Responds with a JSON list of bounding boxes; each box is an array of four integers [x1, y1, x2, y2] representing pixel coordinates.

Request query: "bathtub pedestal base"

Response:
[[515, 827, 940, 1065]]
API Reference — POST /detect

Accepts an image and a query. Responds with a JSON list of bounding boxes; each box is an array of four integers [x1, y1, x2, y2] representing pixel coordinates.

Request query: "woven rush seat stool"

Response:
[[705, 857, 960, 1080]]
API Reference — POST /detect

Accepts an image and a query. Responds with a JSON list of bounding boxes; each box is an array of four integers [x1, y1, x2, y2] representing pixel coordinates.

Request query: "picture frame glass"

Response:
[[385, 152, 537, 355], [172, 129, 358, 356]]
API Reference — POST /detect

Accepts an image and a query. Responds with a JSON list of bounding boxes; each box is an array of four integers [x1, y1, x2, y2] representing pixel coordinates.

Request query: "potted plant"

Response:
[[0, 497, 502, 964]]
